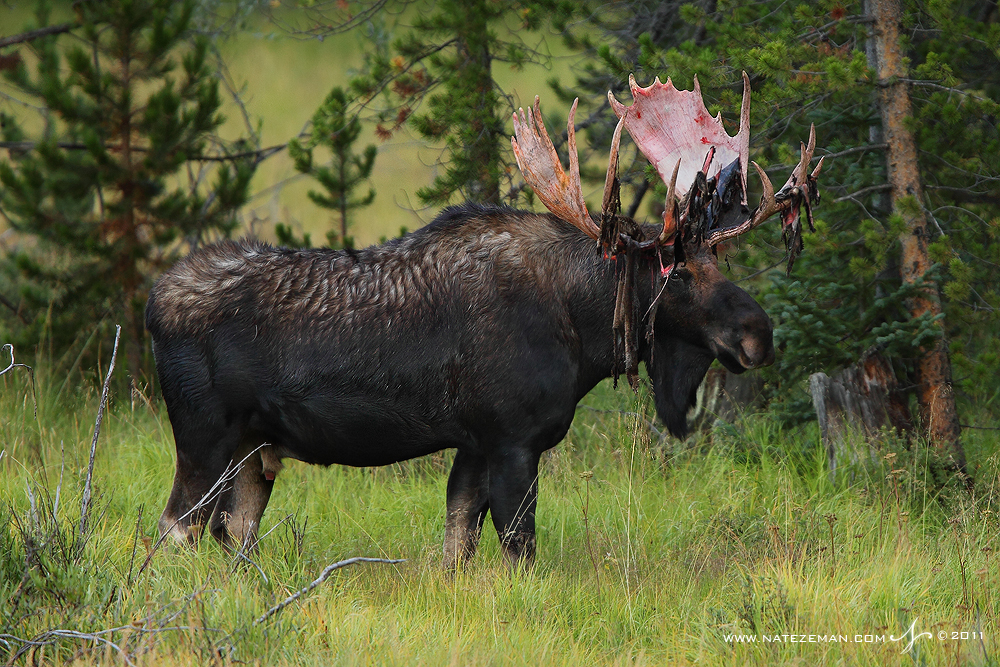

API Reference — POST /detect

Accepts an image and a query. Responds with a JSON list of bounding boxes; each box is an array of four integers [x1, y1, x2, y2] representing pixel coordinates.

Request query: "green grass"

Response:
[[1, 363, 998, 666]]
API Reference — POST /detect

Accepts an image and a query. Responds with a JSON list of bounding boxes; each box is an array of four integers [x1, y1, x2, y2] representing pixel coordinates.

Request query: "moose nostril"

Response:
[[741, 337, 774, 368]]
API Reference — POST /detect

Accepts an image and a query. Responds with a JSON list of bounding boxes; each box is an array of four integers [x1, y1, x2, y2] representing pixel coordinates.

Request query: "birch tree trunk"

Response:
[[866, 0, 967, 473]]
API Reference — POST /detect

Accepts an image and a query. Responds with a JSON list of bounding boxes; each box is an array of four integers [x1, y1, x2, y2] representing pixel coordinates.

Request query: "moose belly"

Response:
[[245, 388, 467, 468]]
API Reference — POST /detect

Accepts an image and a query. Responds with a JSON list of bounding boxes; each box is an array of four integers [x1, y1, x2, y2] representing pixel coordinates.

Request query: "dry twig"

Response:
[[80, 325, 120, 538], [254, 557, 405, 626]]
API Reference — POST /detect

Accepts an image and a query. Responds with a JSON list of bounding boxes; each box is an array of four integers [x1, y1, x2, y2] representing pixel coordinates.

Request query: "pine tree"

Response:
[[866, 0, 965, 469], [0, 0, 255, 378], [564, 0, 1000, 469], [348, 0, 577, 206], [284, 86, 376, 249]]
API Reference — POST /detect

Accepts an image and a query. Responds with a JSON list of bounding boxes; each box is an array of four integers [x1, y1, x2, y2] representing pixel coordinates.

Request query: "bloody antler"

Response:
[[513, 75, 822, 272], [610, 73, 750, 200], [705, 126, 824, 270], [610, 72, 751, 244], [512, 98, 599, 240], [609, 71, 822, 264]]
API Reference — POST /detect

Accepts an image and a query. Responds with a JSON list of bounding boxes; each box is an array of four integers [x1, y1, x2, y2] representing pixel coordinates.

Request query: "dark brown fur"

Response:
[[146, 203, 773, 564]]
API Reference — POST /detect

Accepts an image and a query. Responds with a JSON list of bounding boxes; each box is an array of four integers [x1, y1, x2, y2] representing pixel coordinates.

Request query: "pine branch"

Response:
[[0, 23, 75, 49], [0, 141, 285, 163], [820, 144, 888, 160], [925, 185, 1000, 205], [833, 183, 892, 203]]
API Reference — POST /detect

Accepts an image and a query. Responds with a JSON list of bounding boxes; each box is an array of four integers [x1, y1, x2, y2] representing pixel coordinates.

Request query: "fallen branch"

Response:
[[254, 557, 405, 626], [1, 628, 135, 667], [80, 325, 120, 538], [0, 620, 224, 666]]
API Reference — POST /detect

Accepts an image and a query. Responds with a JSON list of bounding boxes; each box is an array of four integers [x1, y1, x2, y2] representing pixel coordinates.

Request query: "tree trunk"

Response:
[[810, 349, 912, 478], [456, 1, 500, 203], [690, 367, 766, 433], [866, 0, 967, 473]]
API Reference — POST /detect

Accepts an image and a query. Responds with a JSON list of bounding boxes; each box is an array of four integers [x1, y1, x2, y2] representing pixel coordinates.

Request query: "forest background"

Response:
[[1, 1, 1000, 665], [2, 0, 999, 454]]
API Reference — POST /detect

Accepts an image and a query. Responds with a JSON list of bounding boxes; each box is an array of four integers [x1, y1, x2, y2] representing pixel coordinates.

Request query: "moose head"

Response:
[[512, 73, 823, 395]]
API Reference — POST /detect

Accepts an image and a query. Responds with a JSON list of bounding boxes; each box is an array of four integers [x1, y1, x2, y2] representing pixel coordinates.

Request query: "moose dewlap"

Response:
[[147, 74, 819, 566]]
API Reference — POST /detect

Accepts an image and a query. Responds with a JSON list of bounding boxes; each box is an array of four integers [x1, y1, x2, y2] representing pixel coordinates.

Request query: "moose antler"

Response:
[[512, 98, 600, 239], [609, 71, 822, 266], [705, 126, 824, 247], [610, 72, 751, 244], [512, 97, 626, 242]]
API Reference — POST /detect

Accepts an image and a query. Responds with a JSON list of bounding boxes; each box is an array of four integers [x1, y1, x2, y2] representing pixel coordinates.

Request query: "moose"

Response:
[[146, 73, 821, 566]]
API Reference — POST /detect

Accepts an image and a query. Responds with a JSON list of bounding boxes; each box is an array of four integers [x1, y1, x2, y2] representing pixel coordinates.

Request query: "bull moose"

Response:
[[146, 74, 821, 566]]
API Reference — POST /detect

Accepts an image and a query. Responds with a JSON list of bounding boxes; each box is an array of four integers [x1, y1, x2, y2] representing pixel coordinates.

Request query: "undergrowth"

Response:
[[1, 360, 998, 666]]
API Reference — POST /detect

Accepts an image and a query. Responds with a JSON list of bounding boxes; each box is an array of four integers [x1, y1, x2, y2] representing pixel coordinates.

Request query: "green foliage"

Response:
[[563, 0, 1000, 420], [349, 0, 577, 206], [286, 86, 376, 249], [762, 267, 946, 423], [0, 0, 255, 376]]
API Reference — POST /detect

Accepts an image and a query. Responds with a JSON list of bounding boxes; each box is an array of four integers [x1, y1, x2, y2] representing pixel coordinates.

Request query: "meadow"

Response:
[[1, 353, 998, 666]]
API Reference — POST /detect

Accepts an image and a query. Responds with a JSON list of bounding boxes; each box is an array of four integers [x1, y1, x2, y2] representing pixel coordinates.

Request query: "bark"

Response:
[[866, 0, 967, 472], [810, 349, 912, 477], [690, 367, 766, 433]]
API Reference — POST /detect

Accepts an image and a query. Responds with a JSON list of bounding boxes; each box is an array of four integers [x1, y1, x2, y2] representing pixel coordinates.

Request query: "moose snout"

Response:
[[739, 335, 775, 369]]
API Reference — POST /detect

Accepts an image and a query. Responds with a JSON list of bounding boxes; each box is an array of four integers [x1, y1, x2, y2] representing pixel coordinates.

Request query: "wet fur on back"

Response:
[[147, 204, 589, 341]]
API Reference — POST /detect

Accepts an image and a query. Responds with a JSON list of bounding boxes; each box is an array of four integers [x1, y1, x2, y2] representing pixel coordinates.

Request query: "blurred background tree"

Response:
[[325, 0, 577, 206], [279, 86, 376, 250], [0, 0, 256, 381]]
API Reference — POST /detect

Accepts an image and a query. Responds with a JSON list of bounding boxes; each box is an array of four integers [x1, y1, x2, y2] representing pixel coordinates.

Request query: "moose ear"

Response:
[[647, 337, 715, 438]]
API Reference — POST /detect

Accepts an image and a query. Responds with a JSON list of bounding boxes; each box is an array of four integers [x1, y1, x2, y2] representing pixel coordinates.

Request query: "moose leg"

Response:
[[209, 437, 277, 551], [443, 450, 490, 569], [159, 419, 244, 544], [487, 448, 541, 567]]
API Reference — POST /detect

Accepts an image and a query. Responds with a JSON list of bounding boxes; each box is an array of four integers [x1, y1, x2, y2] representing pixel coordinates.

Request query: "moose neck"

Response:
[[562, 228, 714, 438], [563, 233, 658, 397]]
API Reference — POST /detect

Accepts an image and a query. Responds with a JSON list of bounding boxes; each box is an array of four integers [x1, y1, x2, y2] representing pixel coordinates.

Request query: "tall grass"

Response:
[[1, 360, 998, 665]]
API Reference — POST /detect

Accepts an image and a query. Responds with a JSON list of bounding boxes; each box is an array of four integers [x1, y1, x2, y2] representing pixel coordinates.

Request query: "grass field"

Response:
[[1, 357, 998, 666]]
